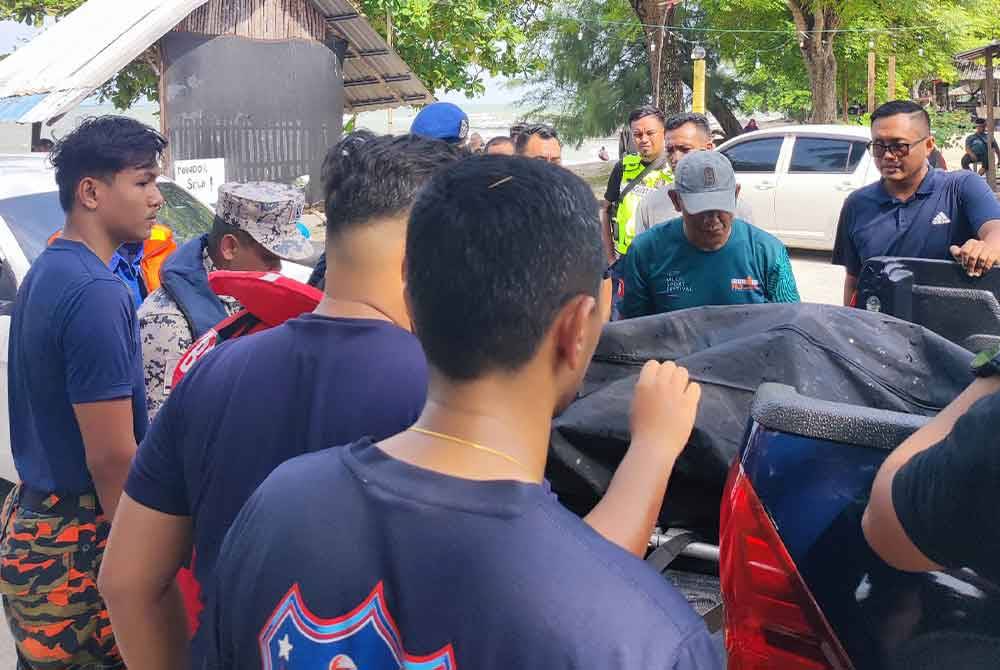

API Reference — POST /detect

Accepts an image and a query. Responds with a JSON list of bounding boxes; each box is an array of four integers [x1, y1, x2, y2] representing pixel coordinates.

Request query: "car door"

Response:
[[719, 136, 786, 233], [773, 136, 870, 251]]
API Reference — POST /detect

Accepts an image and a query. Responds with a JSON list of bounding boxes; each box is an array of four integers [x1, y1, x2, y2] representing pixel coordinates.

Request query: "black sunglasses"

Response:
[[867, 136, 929, 158]]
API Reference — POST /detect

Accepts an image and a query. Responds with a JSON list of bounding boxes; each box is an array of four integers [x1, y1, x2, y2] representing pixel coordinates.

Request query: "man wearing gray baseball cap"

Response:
[[620, 151, 800, 318]]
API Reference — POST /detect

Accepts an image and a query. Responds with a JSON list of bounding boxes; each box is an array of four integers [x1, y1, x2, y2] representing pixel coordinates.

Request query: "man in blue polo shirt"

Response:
[[833, 100, 1000, 305], [2, 116, 166, 669], [621, 151, 799, 318]]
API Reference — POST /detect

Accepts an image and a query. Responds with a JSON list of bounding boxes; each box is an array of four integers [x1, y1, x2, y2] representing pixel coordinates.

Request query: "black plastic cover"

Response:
[[548, 303, 974, 536]]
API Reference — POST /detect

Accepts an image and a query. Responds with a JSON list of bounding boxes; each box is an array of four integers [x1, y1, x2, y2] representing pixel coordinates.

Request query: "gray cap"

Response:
[[216, 182, 312, 261], [670, 151, 737, 215]]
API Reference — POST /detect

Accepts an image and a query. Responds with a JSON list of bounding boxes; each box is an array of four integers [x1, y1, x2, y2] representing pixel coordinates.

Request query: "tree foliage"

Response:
[[0, 0, 552, 110]]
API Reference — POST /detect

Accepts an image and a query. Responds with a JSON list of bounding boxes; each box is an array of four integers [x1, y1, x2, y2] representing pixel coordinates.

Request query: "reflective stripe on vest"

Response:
[[613, 157, 673, 256]]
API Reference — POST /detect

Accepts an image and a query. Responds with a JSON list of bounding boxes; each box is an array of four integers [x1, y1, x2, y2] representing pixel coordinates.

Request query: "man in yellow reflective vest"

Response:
[[601, 105, 673, 316]]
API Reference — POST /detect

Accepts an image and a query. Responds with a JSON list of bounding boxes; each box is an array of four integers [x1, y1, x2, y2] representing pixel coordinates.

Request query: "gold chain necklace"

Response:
[[408, 426, 525, 468]]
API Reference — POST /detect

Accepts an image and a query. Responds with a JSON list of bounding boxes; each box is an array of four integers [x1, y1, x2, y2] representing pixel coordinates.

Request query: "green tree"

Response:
[[1, 0, 551, 109]]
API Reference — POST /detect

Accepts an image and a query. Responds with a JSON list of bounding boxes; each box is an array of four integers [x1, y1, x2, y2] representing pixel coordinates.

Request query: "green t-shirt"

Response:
[[621, 218, 800, 318]]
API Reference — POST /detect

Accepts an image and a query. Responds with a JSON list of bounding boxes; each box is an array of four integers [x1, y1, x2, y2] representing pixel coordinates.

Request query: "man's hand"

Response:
[[630, 361, 701, 459], [582, 361, 701, 557], [950, 239, 1000, 277]]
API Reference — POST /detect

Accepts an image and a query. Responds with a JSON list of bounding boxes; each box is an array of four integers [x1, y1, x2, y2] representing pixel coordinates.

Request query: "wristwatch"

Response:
[[971, 343, 1000, 378]]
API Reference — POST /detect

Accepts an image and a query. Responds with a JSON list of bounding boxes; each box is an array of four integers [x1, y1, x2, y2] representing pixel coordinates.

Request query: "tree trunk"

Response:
[[707, 92, 743, 139], [632, 0, 684, 114], [787, 0, 840, 124]]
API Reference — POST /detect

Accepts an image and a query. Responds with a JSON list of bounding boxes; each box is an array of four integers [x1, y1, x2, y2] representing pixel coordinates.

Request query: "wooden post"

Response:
[[868, 49, 876, 113], [386, 8, 393, 134], [887, 54, 897, 101], [987, 47, 996, 192]]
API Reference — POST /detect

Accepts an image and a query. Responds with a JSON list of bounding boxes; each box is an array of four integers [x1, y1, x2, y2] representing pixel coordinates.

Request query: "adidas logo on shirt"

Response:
[[931, 212, 951, 226]]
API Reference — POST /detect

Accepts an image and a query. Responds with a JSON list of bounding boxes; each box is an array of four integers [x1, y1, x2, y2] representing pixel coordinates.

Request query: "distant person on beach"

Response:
[[516, 124, 562, 165], [469, 132, 485, 153], [962, 118, 1000, 175], [599, 146, 610, 161], [743, 119, 759, 133], [485, 136, 515, 156]]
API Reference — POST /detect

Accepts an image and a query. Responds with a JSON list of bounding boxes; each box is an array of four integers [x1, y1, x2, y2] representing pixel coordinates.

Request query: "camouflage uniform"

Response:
[[138, 249, 241, 420], [139, 182, 311, 420], [0, 487, 120, 670]]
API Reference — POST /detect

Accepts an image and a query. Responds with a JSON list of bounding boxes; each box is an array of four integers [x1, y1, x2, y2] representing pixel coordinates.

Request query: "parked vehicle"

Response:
[[0, 154, 315, 487], [721, 260, 1000, 668], [716, 125, 879, 252]]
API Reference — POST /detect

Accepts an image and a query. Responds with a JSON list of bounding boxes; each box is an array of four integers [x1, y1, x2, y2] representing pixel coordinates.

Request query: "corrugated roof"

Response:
[[0, 0, 432, 124], [313, 0, 433, 111], [955, 41, 1000, 63], [0, 0, 209, 123]]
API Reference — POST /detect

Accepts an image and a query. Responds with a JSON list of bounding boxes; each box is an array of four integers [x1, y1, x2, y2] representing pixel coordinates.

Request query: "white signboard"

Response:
[[174, 158, 226, 207]]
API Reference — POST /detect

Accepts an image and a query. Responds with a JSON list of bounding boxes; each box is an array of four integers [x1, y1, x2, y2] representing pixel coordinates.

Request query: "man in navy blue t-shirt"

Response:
[[202, 157, 721, 669], [833, 100, 1000, 305], [3, 116, 166, 669], [99, 134, 462, 668]]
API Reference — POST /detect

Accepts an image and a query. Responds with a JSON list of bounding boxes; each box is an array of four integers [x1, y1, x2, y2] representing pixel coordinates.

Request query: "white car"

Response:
[[717, 125, 880, 251], [0, 154, 315, 487]]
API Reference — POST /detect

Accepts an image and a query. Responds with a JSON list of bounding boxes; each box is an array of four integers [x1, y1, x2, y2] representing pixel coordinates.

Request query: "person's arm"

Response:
[[620, 246, 653, 319], [100, 494, 192, 670], [99, 390, 195, 668], [138, 308, 189, 421], [63, 281, 145, 519], [950, 176, 1000, 277], [73, 401, 137, 520], [862, 377, 1000, 572], [831, 201, 861, 305], [584, 361, 701, 557], [766, 248, 801, 303]]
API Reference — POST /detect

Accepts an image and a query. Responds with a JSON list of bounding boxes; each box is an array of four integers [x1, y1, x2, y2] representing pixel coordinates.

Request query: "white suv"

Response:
[[0, 155, 314, 488], [717, 125, 880, 251]]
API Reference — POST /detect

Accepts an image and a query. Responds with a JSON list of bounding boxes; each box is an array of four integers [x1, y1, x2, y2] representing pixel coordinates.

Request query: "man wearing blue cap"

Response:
[[410, 102, 470, 146], [621, 151, 800, 318]]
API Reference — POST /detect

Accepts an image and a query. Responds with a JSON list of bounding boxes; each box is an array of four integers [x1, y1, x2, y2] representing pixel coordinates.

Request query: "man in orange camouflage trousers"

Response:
[[2, 117, 168, 668], [0, 490, 118, 669]]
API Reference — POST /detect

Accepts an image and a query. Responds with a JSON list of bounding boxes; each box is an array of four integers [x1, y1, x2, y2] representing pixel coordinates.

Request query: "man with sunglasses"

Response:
[[833, 100, 1000, 306], [635, 113, 755, 235]]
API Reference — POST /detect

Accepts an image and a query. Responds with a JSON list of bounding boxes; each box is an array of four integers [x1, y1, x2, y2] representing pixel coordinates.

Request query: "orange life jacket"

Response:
[[47, 224, 178, 292]]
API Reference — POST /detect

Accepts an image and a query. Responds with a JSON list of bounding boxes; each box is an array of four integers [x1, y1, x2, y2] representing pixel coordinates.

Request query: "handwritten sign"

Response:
[[174, 158, 226, 206]]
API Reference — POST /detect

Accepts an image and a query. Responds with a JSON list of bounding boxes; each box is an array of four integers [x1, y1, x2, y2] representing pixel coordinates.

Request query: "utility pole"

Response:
[[887, 54, 897, 101], [692, 45, 706, 114], [867, 40, 876, 114], [843, 66, 849, 122]]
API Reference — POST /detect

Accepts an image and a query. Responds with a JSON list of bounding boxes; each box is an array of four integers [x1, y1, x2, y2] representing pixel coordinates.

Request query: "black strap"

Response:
[[617, 155, 668, 204]]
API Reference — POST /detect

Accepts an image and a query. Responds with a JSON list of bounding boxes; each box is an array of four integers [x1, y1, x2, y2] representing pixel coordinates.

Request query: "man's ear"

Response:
[[669, 190, 683, 212], [553, 294, 598, 372], [220, 233, 239, 262], [76, 177, 102, 211]]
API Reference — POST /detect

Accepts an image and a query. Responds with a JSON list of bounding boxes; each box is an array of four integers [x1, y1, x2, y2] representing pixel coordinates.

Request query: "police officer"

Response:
[[138, 182, 312, 419]]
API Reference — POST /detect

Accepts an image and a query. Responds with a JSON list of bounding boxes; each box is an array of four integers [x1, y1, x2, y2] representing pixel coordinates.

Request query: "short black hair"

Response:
[[485, 136, 515, 152], [322, 132, 465, 239], [510, 122, 528, 139], [870, 100, 931, 134], [514, 123, 560, 154], [665, 112, 711, 136], [628, 105, 666, 128], [49, 115, 167, 213], [974, 117, 987, 126], [407, 156, 603, 380]]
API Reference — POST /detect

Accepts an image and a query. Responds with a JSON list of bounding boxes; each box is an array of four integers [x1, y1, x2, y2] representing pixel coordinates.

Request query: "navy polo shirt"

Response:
[[8, 239, 147, 494], [833, 169, 1000, 276], [109, 242, 147, 308]]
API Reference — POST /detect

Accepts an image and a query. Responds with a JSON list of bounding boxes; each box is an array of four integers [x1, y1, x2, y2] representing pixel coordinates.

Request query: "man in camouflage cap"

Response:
[[138, 181, 312, 418]]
